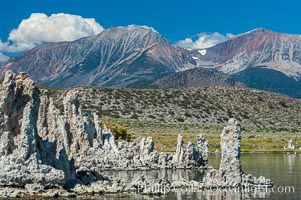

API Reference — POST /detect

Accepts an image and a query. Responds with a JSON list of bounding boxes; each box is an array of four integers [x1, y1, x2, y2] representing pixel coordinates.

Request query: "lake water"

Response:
[[95, 153, 300, 200]]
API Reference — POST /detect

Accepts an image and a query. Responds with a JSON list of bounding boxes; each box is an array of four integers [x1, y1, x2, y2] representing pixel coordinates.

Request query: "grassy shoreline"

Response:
[[117, 119, 301, 153]]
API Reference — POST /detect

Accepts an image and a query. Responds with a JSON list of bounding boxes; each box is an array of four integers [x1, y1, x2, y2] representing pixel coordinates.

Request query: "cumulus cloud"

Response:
[[176, 32, 235, 49], [0, 52, 9, 62], [0, 13, 104, 53]]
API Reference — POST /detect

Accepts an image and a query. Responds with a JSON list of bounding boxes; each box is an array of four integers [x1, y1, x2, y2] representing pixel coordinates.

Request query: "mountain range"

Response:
[[2, 26, 301, 97], [0, 26, 194, 88], [193, 28, 301, 97]]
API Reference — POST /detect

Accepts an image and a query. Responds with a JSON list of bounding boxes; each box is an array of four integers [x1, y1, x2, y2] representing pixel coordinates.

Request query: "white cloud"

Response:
[[0, 13, 104, 53], [0, 52, 9, 62], [176, 32, 235, 49], [127, 24, 158, 33]]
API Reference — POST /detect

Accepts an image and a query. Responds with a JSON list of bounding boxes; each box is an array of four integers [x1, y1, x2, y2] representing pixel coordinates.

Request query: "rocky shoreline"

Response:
[[0, 71, 272, 198]]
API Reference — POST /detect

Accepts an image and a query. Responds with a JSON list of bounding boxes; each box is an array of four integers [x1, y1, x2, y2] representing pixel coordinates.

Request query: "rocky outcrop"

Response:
[[37, 91, 76, 185], [139, 137, 154, 165], [172, 134, 185, 167], [75, 135, 206, 170], [63, 90, 96, 153], [93, 112, 102, 146], [203, 119, 272, 188], [172, 134, 209, 168], [197, 134, 209, 165], [102, 124, 118, 153], [0, 71, 113, 195], [184, 142, 200, 167], [0, 71, 71, 188]]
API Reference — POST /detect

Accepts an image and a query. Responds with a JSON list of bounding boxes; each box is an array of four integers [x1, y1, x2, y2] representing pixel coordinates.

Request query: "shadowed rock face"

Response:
[[151, 67, 242, 89]]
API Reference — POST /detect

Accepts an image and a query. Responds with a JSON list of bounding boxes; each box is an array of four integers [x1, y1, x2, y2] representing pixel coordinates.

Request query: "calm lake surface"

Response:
[[91, 154, 300, 200]]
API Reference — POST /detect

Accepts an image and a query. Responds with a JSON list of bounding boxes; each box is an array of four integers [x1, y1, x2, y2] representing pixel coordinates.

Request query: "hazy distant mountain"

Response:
[[194, 28, 301, 97], [151, 67, 242, 89], [0, 26, 195, 88]]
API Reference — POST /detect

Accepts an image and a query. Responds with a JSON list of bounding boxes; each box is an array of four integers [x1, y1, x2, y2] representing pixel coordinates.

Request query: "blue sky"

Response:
[[0, 0, 300, 60]]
